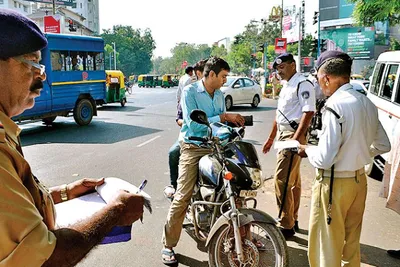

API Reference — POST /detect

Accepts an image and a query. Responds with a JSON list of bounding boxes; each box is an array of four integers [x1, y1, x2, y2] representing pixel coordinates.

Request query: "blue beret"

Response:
[[315, 50, 353, 71], [0, 9, 47, 59], [273, 53, 294, 69]]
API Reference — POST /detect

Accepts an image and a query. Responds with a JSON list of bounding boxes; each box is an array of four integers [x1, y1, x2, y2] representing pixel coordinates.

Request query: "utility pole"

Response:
[[112, 42, 116, 69], [109, 53, 112, 70], [280, 0, 284, 38], [52, 0, 56, 15], [297, 5, 302, 72]]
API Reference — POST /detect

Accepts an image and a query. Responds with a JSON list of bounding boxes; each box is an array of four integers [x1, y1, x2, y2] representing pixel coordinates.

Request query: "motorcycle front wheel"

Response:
[[208, 222, 289, 267]]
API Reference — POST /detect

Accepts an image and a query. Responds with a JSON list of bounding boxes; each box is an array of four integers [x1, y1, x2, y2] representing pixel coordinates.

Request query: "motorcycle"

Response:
[[186, 109, 289, 267]]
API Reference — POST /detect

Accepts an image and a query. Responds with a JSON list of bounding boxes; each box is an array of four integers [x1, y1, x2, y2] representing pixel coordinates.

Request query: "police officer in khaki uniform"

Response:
[[0, 9, 144, 266], [263, 53, 316, 238], [298, 51, 391, 267]]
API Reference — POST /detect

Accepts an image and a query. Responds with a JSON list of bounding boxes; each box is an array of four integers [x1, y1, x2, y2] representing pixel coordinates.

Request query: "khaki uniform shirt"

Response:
[[0, 111, 56, 266]]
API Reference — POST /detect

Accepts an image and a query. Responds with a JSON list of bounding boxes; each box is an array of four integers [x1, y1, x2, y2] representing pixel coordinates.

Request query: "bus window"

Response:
[[380, 64, 398, 100], [94, 52, 105, 71], [51, 51, 69, 71], [371, 62, 385, 95], [86, 53, 95, 71]]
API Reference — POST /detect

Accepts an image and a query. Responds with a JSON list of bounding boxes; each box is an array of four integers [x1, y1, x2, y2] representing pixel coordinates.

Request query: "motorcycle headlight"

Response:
[[245, 167, 262, 189]]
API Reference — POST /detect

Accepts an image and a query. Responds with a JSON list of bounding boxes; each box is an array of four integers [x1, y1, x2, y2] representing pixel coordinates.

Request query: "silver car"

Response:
[[221, 76, 262, 110]]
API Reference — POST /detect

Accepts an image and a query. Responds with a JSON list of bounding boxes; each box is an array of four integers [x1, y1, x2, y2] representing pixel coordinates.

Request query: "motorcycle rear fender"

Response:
[[205, 207, 278, 247]]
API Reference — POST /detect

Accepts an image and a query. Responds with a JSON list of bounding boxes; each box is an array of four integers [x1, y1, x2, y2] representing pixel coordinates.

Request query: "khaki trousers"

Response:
[[162, 143, 210, 248], [308, 170, 367, 267], [275, 130, 303, 229]]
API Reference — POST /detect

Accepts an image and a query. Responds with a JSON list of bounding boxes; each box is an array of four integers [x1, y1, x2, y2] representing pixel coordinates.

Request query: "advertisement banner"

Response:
[[320, 27, 375, 59], [44, 15, 61, 33], [282, 0, 300, 43], [23, 0, 75, 6], [319, 0, 355, 21], [275, 38, 287, 54]]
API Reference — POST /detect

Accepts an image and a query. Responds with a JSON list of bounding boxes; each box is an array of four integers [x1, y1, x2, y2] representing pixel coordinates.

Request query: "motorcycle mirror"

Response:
[[190, 109, 209, 126]]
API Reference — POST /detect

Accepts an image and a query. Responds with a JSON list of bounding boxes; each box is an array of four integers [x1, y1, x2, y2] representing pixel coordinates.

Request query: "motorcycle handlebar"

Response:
[[188, 136, 207, 142]]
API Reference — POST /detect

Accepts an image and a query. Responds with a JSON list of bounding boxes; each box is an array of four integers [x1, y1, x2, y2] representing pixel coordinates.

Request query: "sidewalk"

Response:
[[257, 160, 400, 267]]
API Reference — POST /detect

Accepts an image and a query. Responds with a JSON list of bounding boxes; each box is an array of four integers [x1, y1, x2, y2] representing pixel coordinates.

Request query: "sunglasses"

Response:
[[15, 57, 46, 75]]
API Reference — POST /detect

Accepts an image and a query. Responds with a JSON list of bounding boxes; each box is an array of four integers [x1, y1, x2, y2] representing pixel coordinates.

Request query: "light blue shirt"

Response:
[[180, 80, 225, 144]]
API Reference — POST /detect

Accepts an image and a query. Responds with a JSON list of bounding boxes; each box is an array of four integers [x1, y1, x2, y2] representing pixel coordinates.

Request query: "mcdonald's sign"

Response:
[[269, 6, 282, 22]]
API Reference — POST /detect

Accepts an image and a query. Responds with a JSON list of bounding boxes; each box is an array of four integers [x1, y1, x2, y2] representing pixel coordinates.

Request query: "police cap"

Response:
[[315, 50, 353, 71], [273, 53, 295, 70]]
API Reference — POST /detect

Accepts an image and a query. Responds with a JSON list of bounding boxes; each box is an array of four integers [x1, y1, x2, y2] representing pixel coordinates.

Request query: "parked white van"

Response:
[[366, 51, 400, 179]]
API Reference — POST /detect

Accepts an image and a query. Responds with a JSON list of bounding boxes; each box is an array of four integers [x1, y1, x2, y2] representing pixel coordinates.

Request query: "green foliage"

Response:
[[390, 37, 400, 50], [211, 44, 228, 58], [348, 0, 400, 26], [101, 25, 156, 76]]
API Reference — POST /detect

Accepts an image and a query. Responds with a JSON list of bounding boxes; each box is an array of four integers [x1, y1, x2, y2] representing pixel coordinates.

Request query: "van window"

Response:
[[371, 62, 385, 95], [395, 76, 400, 105], [380, 64, 399, 100]]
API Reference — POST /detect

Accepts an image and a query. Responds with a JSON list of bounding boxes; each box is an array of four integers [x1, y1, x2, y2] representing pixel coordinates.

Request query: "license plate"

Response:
[[239, 190, 257, 198]]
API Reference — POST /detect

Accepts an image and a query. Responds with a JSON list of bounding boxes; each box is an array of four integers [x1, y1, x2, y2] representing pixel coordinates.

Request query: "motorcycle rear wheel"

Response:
[[208, 222, 289, 267]]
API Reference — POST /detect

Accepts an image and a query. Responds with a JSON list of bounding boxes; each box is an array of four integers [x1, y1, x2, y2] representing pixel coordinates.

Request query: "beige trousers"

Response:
[[308, 169, 367, 267], [162, 143, 210, 248], [275, 130, 303, 229]]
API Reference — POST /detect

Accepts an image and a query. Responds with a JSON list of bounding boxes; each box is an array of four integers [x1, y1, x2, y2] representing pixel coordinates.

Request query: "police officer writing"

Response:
[[262, 53, 316, 239], [0, 9, 144, 266], [298, 51, 391, 267]]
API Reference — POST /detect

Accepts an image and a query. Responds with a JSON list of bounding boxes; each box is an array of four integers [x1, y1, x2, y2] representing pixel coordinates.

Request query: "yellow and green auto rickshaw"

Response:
[[105, 70, 127, 107], [138, 75, 145, 87], [161, 74, 174, 88], [172, 74, 180, 86], [144, 75, 155, 87]]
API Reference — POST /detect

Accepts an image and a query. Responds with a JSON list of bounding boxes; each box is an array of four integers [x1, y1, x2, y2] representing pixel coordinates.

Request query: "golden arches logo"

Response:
[[269, 6, 282, 22]]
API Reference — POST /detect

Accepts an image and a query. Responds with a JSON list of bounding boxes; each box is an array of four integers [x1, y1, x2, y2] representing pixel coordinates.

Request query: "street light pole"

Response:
[[112, 42, 116, 70]]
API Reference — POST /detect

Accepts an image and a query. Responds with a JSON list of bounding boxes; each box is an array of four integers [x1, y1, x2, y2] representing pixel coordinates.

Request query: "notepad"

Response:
[[55, 177, 151, 244], [273, 140, 300, 150]]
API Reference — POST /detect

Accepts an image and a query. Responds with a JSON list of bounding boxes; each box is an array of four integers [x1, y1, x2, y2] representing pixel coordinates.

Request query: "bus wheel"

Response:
[[74, 99, 93, 126], [121, 98, 127, 107]]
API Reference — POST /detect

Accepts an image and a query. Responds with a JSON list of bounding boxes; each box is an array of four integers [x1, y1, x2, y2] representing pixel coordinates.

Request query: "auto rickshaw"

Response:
[[154, 76, 162, 87], [161, 74, 173, 88], [105, 70, 127, 107], [172, 75, 180, 86], [138, 75, 145, 87], [144, 75, 155, 87]]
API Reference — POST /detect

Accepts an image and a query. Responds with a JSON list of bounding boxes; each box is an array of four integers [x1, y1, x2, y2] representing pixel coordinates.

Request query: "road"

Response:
[[20, 85, 400, 267]]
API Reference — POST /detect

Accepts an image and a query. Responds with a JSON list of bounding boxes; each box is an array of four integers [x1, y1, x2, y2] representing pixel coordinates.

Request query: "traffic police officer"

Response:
[[298, 51, 391, 267], [263, 53, 316, 238]]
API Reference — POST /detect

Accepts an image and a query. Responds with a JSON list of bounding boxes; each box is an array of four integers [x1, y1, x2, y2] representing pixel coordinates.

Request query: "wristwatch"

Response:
[[60, 184, 68, 202]]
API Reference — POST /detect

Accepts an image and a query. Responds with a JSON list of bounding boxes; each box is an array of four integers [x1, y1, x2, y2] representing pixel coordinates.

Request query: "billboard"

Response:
[[319, 0, 355, 21], [275, 38, 287, 54], [23, 0, 75, 6], [44, 15, 61, 33], [320, 27, 375, 59], [282, 0, 300, 43]]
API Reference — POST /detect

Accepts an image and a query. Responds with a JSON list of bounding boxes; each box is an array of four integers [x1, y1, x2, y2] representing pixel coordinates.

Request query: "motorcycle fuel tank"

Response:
[[199, 155, 222, 187]]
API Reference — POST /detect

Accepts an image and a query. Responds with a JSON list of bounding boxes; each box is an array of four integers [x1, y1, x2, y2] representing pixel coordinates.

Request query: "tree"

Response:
[[348, 0, 400, 26], [101, 25, 156, 76], [390, 37, 400, 50], [211, 44, 228, 58]]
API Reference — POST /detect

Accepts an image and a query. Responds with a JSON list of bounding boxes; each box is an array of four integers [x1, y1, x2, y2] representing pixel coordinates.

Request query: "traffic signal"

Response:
[[321, 39, 328, 52], [313, 11, 319, 25], [257, 44, 264, 53], [309, 39, 318, 56], [68, 19, 76, 32]]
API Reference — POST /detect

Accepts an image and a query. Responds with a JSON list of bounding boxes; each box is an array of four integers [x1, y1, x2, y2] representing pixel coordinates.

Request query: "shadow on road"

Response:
[[175, 254, 209, 267], [97, 105, 144, 112], [361, 243, 400, 267], [20, 120, 161, 146]]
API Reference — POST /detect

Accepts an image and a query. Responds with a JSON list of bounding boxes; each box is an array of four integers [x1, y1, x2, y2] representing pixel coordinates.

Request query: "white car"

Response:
[[350, 80, 369, 95], [221, 76, 262, 110]]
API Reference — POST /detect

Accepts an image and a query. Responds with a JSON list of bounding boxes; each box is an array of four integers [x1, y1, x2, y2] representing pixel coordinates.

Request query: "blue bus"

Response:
[[13, 33, 108, 126]]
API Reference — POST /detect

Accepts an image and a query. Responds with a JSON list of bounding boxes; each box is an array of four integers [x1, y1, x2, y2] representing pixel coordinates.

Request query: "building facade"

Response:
[[0, 0, 32, 14]]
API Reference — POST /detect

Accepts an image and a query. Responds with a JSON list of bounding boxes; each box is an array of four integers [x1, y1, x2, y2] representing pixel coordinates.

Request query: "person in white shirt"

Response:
[[298, 51, 391, 267], [262, 53, 316, 239], [176, 66, 194, 104]]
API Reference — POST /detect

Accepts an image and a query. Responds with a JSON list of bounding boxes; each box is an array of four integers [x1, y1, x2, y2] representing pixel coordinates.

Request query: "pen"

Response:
[[138, 179, 147, 193]]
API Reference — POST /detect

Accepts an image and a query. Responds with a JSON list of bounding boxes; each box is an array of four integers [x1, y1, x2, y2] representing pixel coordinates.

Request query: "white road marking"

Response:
[[137, 135, 161, 147]]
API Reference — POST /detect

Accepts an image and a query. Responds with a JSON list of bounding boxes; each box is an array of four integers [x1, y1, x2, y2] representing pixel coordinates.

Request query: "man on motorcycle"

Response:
[[164, 59, 208, 199], [161, 57, 245, 265]]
